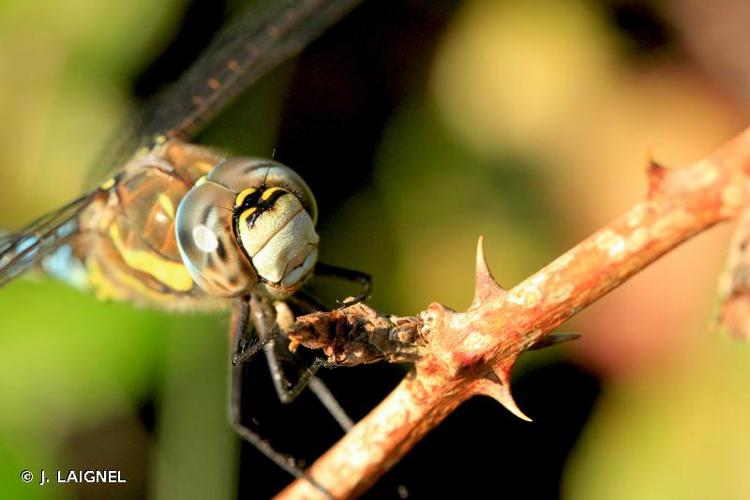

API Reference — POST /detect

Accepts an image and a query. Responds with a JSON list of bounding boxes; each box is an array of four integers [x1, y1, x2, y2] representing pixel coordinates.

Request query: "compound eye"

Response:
[[175, 180, 257, 296]]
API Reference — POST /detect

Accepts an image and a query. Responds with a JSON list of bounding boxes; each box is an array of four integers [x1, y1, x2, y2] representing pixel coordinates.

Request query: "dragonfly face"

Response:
[[176, 157, 319, 299]]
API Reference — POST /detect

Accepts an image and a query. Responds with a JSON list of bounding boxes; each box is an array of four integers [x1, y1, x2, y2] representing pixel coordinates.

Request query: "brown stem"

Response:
[[277, 127, 750, 499], [715, 205, 750, 339]]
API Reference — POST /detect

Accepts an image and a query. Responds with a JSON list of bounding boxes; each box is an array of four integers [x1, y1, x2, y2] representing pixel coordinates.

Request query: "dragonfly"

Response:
[[0, 0, 370, 491]]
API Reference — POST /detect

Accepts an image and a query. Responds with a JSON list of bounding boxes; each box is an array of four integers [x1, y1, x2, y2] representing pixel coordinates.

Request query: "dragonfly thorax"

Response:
[[175, 158, 319, 298]]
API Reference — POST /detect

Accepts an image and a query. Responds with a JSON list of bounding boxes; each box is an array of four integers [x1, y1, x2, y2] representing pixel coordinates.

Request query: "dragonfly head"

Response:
[[175, 158, 319, 298]]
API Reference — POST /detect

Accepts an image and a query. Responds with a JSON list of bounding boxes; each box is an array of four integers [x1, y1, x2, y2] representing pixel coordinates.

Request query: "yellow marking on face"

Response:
[[157, 193, 176, 219], [261, 187, 284, 201], [154, 134, 167, 145], [238, 207, 256, 228], [99, 177, 116, 190], [235, 187, 257, 207], [108, 224, 194, 292]]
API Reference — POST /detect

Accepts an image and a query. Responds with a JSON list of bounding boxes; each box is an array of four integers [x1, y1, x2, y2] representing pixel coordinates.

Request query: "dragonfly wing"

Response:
[[0, 191, 98, 288], [88, 0, 363, 187]]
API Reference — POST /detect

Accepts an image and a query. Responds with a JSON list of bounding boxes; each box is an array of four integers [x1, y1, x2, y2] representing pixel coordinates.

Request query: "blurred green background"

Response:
[[1, 0, 750, 498]]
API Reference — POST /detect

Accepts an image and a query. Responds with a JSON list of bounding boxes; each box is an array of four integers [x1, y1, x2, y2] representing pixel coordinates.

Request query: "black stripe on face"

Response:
[[235, 187, 290, 229], [237, 189, 262, 209]]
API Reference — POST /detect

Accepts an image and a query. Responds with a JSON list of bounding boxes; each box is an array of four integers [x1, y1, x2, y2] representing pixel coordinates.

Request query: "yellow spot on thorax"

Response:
[[87, 260, 118, 301], [157, 193, 175, 219], [90, 258, 177, 304], [108, 224, 193, 292]]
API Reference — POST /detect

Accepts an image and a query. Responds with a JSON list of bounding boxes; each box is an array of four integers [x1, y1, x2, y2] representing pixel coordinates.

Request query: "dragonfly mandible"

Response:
[[0, 0, 369, 489]]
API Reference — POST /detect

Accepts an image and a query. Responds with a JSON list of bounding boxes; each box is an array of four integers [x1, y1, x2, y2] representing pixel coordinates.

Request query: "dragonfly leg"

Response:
[[231, 296, 270, 366], [263, 340, 323, 404], [307, 376, 354, 432], [289, 288, 332, 312], [247, 296, 319, 404], [228, 302, 332, 497], [264, 339, 357, 431], [314, 262, 372, 309], [228, 351, 331, 497]]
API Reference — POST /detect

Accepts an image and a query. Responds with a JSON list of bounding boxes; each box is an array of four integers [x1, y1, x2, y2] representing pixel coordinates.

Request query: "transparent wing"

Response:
[[89, 0, 363, 186], [0, 191, 98, 288]]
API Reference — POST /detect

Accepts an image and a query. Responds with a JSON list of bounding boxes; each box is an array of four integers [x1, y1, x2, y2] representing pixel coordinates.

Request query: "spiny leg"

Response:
[[227, 301, 331, 497], [249, 296, 322, 405], [264, 344, 355, 431], [314, 262, 371, 308], [231, 296, 269, 366], [263, 341, 323, 404]]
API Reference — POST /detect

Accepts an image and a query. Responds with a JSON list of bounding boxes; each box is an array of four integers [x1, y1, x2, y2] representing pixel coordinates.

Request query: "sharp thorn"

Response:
[[647, 153, 668, 198], [471, 235, 506, 309], [476, 363, 532, 422], [528, 332, 581, 351]]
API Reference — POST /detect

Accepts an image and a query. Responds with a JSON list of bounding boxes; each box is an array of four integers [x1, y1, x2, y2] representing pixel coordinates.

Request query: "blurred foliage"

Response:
[[0, 0, 182, 222], [566, 336, 750, 500], [1, 0, 750, 499], [0, 281, 234, 500]]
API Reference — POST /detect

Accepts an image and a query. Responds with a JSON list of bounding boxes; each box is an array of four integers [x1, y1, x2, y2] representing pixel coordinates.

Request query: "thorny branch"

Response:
[[715, 206, 750, 339], [276, 127, 750, 499]]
